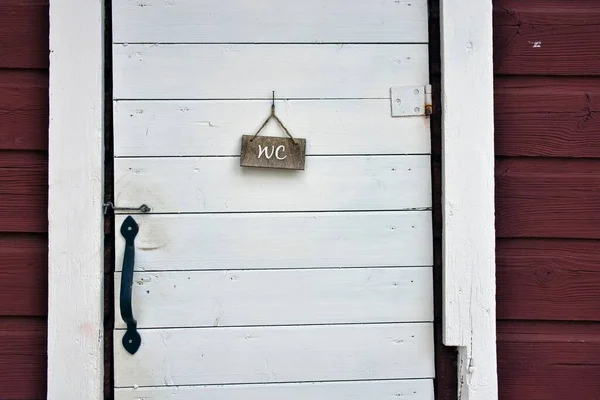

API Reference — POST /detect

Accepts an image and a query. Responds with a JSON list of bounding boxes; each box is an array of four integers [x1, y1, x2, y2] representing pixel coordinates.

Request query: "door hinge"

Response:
[[390, 85, 432, 117]]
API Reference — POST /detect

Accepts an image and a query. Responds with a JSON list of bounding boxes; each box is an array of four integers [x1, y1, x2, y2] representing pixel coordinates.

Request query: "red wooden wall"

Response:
[[0, 1, 49, 399], [1, 1, 598, 399], [493, 0, 600, 398]]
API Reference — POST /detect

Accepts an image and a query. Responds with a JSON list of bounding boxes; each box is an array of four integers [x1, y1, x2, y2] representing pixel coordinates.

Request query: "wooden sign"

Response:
[[240, 135, 306, 170]]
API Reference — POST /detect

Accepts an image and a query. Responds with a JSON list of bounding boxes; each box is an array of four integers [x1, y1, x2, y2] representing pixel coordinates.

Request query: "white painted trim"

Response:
[[44, 0, 497, 398], [440, 0, 498, 399], [47, 1, 105, 399]]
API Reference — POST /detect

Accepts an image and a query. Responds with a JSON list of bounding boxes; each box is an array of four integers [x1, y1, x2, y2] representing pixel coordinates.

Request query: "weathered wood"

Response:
[[493, 0, 600, 76], [115, 212, 433, 272], [494, 0, 600, 26], [114, 323, 435, 387], [492, 2, 600, 400], [115, 379, 434, 400], [495, 158, 600, 239], [240, 135, 306, 170], [497, 238, 600, 321], [114, 156, 431, 213], [0, 151, 47, 233], [495, 112, 600, 158], [0, 0, 49, 69], [47, 0, 105, 397], [0, 317, 47, 399], [0, 2, 49, 399], [0, 234, 47, 316], [0, 70, 48, 150], [497, 320, 600, 400], [112, 0, 428, 44], [110, 1, 436, 396], [114, 99, 431, 156], [114, 267, 433, 329], [494, 76, 600, 114], [113, 44, 429, 100], [440, 0, 498, 398]]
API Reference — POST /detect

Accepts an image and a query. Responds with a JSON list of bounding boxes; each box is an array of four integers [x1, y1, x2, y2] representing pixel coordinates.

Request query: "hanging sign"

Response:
[[240, 135, 306, 170], [240, 92, 306, 170]]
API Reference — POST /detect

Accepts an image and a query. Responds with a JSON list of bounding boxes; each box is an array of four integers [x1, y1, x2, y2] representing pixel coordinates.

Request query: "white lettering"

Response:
[[275, 145, 287, 160], [257, 145, 275, 159]]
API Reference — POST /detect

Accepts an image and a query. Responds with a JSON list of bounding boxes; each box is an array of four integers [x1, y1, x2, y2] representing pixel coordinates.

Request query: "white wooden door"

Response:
[[111, 1, 434, 399]]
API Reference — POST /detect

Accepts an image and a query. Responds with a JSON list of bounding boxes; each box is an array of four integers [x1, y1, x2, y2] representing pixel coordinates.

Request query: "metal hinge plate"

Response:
[[390, 85, 432, 117]]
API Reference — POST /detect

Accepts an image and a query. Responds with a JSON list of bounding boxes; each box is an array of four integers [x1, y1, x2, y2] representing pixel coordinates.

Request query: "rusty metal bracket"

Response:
[[390, 84, 432, 117]]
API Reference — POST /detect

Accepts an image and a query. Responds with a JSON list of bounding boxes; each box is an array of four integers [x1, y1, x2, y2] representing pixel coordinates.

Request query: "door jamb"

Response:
[[46, 0, 498, 398], [47, 0, 105, 399], [440, 1, 498, 399]]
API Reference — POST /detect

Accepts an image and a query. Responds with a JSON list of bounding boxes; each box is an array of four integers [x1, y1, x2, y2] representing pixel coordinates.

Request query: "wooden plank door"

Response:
[[111, 1, 434, 399]]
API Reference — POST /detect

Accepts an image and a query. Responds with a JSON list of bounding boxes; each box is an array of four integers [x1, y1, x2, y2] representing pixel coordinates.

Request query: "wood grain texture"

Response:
[[0, 317, 47, 399], [114, 267, 433, 329], [114, 100, 431, 156], [493, 0, 600, 75], [114, 156, 431, 213], [0, 151, 47, 233], [493, 2, 600, 399], [0, 0, 49, 69], [115, 379, 435, 400], [497, 238, 600, 321], [240, 136, 306, 170], [0, 234, 47, 316], [495, 112, 600, 158], [113, 0, 428, 44], [497, 321, 600, 400], [47, 0, 105, 397], [495, 158, 600, 239], [440, 0, 498, 398], [494, 76, 600, 114], [0, 70, 48, 150], [113, 44, 429, 100], [114, 323, 435, 387], [115, 212, 433, 272]]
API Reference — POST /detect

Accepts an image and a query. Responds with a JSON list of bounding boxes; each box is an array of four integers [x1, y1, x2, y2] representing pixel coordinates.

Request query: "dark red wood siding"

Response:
[[494, 1, 600, 398], [0, 1, 48, 399]]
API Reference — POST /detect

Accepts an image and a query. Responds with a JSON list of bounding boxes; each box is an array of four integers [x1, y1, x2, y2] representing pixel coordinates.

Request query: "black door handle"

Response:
[[120, 216, 141, 355]]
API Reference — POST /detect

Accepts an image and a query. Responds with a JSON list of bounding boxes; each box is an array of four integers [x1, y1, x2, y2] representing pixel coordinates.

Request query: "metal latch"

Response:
[[103, 202, 151, 214], [390, 85, 432, 117]]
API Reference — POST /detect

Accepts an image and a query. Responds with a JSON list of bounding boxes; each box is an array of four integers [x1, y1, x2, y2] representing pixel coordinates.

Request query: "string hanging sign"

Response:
[[240, 92, 306, 170]]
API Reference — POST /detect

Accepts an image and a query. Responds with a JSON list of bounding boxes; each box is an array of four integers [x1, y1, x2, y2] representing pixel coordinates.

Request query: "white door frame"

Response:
[[47, 0, 497, 399], [440, 1, 498, 399]]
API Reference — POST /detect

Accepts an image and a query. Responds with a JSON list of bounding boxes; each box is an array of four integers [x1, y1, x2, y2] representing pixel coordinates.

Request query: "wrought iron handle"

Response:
[[120, 216, 141, 355]]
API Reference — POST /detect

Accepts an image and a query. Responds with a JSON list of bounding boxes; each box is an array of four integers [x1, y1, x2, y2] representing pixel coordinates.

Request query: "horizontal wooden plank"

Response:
[[115, 379, 434, 400], [114, 323, 434, 387], [0, 70, 48, 150], [115, 267, 433, 329], [497, 320, 600, 400], [496, 238, 600, 321], [0, 1, 49, 68], [115, 156, 430, 213], [113, 0, 428, 44], [495, 158, 600, 239], [113, 44, 429, 100], [493, 0, 600, 75], [114, 100, 431, 156], [115, 212, 433, 271], [0, 317, 47, 399], [495, 112, 600, 158], [494, 76, 600, 114], [0, 234, 47, 316], [494, 0, 600, 27], [0, 151, 48, 233]]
